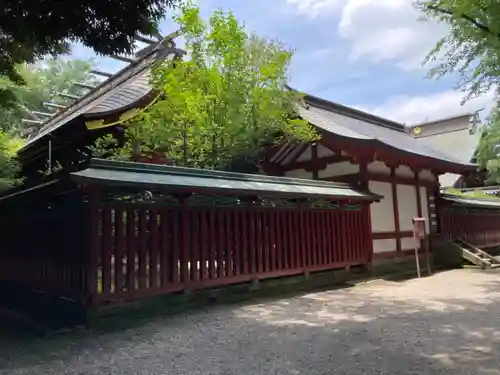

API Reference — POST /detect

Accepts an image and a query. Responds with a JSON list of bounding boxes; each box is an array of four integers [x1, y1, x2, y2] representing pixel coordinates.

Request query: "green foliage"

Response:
[[0, 58, 98, 135], [444, 187, 499, 199], [419, 0, 500, 101], [99, 2, 317, 171], [0, 131, 24, 191], [476, 107, 500, 182], [0, 0, 177, 101]]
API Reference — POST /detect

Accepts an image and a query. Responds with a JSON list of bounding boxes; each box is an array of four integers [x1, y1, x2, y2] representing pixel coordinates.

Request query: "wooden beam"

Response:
[[372, 230, 413, 240], [390, 167, 401, 253], [282, 153, 350, 171], [312, 142, 319, 180]]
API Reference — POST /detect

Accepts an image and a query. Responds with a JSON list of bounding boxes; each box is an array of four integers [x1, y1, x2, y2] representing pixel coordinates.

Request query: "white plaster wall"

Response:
[[318, 161, 359, 179], [419, 169, 435, 182], [285, 169, 313, 179], [401, 237, 418, 250], [420, 186, 430, 234], [295, 146, 311, 162], [397, 184, 418, 231], [317, 144, 334, 158], [373, 239, 397, 253], [395, 165, 414, 178], [368, 161, 391, 175], [368, 181, 395, 233]]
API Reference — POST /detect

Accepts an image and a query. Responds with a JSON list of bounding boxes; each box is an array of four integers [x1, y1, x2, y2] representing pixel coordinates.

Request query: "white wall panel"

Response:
[[368, 161, 391, 175], [373, 239, 397, 253], [318, 161, 359, 179], [368, 181, 394, 232], [397, 184, 418, 231]]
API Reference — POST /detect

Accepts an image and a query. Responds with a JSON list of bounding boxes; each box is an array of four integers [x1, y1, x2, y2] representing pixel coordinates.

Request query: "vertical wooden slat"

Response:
[[249, 210, 257, 274], [233, 211, 241, 276], [181, 199, 190, 283], [126, 208, 136, 292], [150, 209, 160, 289], [262, 211, 270, 272], [275, 211, 283, 270], [225, 210, 233, 277], [256, 211, 264, 273], [217, 210, 225, 278], [172, 209, 180, 283], [241, 210, 249, 275], [115, 207, 125, 294], [191, 211, 200, 282], [209, 211, 216, 279], [290, 211, 298, 269], [300, 210, 307, 269], [87, 191, 101, 304], [160, 210, 170, 286], [269, 211, 277, 271], [200, 211, 208, 280], [138, 209, 147, 290]]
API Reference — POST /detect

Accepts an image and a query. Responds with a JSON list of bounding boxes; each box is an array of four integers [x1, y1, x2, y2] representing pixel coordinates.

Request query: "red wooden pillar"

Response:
[[86, 187, 101, 307], [390, 166, 401, 253]]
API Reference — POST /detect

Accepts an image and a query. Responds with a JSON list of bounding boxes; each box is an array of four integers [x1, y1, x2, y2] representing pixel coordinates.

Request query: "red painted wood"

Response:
[[172, 209, 180, 283], [241, 211, 249, 275], [233, 211, 241, 276], [200, 211, 208, 280], [216, 210, 225, 277], [137, 210, 148, 290], [150, 209, 160, 288], [249, 210, 257, 274], [160, 210, 170, 286], [269, 211, 277, 271], [256, 211, 264, 273], [275, 211, 283, 270], [87, 190, 101, 304], [115, 207, 125, 294], [191, 211, 200, 282], [209, 211, 217, 279], [126, 208, 136, 292], [225, 210, 233, 277], [181, 199, 190, 283], [262, 211, 270, 272]]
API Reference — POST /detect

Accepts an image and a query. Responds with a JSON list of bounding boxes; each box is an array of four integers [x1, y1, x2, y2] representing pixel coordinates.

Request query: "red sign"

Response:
[[412, 217, 426, 240]]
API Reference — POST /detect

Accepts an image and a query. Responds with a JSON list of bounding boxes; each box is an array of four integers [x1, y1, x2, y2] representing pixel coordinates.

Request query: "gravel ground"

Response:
[[2, 268, 500, 374]]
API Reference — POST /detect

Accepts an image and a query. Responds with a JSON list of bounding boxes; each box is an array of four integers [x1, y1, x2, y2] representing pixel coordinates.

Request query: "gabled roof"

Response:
[[20, 35, 183, 153], [298, 95, 476, 169], [408, 112, 480, 139]]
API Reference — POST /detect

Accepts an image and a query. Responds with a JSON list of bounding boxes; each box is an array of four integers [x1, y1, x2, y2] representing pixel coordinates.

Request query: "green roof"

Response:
[[441, 194, 500, 209], [71, 159, 381, 201]]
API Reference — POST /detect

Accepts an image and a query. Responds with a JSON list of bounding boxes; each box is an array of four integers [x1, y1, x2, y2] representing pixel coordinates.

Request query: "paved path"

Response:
[[2, 269, 500, 374]]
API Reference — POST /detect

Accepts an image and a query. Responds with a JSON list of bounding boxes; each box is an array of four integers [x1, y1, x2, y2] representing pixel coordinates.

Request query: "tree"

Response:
[[1, 0, 177, 106], [475, 108, 500, 183], [93, 2, 317, 172], [418, 0, 500, 101], [0, 131, 24, 191], [0, 58, 98, 135]]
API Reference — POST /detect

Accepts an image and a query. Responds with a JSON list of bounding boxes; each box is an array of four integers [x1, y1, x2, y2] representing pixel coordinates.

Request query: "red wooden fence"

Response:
[[441, 210, 500, 248], [92, 201, 371, 303]]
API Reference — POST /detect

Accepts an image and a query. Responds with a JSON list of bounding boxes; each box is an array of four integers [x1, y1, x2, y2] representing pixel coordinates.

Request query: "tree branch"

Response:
[[426, 5, 500, 38]]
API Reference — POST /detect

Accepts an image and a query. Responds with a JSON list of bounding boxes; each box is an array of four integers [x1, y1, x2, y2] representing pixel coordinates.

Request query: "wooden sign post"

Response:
[[412, 217, 427, 278]]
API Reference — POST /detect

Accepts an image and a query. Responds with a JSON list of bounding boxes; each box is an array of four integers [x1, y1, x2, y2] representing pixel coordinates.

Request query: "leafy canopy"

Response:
[[0, 59, 98, 135], [94, 2, 317, 171], [1, 0, 177, 106], [418, 0, 500, 101], [0, 130, 24, 192]]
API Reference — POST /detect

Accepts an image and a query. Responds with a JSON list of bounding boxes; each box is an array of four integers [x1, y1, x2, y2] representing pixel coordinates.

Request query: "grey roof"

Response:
[[21, 39, 182, 151], [71, 159, 382, 201], [441, 194, 500, 209], [299, 97, 477, 168]]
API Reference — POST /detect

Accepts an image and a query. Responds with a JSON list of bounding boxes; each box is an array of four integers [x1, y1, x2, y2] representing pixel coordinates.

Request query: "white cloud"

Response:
[[361, 89, 496, 124], [286, 0, 343, 18], [338, 0, 448, 70]]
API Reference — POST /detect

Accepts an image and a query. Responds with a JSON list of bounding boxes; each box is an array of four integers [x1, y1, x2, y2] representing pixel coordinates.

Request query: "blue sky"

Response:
[[71, 0, 495, 125]]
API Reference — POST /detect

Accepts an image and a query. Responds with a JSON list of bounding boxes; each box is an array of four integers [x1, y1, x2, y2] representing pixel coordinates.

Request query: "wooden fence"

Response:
[[441, 210, 500, 248], [91, 197, 372, 304]]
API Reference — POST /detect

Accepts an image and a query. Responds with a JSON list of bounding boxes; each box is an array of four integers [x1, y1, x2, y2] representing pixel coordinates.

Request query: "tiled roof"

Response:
[[299, 96, 477, 168]]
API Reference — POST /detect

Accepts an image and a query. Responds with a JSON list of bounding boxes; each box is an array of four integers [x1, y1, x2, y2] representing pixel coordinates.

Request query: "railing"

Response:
[[93, 200, 371, 303], [441, 210, 500, 248]]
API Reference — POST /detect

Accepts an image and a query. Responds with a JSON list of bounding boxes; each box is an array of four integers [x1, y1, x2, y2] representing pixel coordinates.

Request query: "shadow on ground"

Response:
[[1, 269, 500, 375]]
